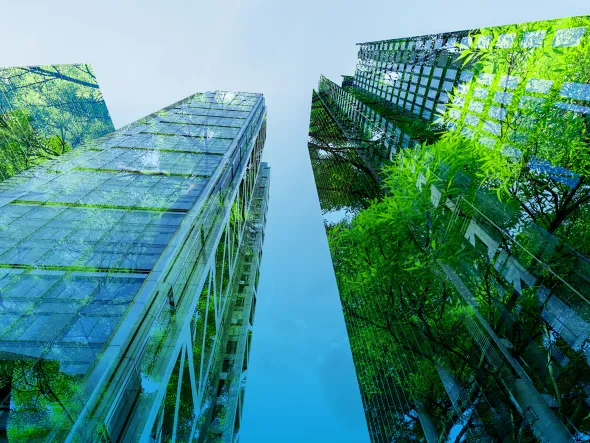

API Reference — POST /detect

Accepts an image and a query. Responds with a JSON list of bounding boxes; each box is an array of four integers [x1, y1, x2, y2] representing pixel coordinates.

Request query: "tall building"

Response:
[[309, 16, 590, 442], [0, 64, 114, 182], [0, 90, 269, 443]]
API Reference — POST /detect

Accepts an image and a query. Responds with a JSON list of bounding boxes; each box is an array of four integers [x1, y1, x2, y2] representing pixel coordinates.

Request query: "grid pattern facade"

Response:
[[316, 75, 433, 167], [354, 31, 469, 123], [209, 163, 269, 442], [0, 90, 268, 442], [355, 20, 590, 126], [309, 16, 590, 443], [308, 87, 382, 220]]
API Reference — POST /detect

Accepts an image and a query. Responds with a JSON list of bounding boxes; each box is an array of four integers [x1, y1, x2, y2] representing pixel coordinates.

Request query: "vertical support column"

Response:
[[512, 379, 571, 443], [416, 406, 439, 443]]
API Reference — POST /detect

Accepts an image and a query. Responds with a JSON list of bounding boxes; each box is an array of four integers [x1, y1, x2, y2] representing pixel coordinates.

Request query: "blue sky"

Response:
[[1, 1, 588, 441]]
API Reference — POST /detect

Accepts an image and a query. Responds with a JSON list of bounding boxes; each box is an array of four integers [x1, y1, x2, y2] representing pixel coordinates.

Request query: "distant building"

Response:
[[0, 90, 269, 442], [309, 16, 590, 442], [0, 64, 114, 182]]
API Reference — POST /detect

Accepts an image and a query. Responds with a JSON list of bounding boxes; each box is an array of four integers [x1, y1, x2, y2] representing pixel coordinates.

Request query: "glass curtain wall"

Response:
[[0, 64, 114, 182], [0, 90, 269, 442], [309, 16, 590, 442]]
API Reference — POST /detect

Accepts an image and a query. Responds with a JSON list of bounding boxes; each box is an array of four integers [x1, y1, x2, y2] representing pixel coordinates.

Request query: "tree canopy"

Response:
[[320, 16, 590, 442], [0, 64, 114, 182]]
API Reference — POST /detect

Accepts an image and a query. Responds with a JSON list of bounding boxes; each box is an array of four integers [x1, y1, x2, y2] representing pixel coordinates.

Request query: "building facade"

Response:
[[0, 64, 114, 182], [309, 16, 590, 442], [0, 90, 269, 442]]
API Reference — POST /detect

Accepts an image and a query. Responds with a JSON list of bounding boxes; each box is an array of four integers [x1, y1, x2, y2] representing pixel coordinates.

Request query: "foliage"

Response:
[[442, 17, 590, 244], [0, 109, 72, 179], [325, 16, 590, 441], [329, 139, 511, 439], [308, 90, 382, 215], [329, 127, 590, 438], [0, 359, 84, 441], [0, 64, 114, 182], [348, 87, 442, 145]]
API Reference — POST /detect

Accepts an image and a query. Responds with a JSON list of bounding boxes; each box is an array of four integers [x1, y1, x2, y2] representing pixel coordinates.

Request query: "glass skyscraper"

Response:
[[0, 89, 269, 442], [309, 16, 590, 442], [0, 64, 114, 182]]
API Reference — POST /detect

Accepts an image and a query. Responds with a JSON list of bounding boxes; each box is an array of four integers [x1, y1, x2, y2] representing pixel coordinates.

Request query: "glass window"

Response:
[[456, 83, 471, 95], [494, 91, 514, 105], [498, 75, 519, 90], [477, 73, 494, 85], [496, 33, 516, 48], [483, 120, 501, 135], [445, 69, 458, 79], [473, 88, 489, 99], [488, 106, 507, 120], [560, 82, 590, 101], [460, 36, 472, 48], [553, 27, 586, 47], [521, 30, 546, 48], [449, 109, 462, 120], [465, 114, 480, 127], [453, 96, 466, 107], [402, 134, 410, 147], [461, 127, 475, 138], [525, 78, 553, 94], [442, 81, 454, 91], [460, 71, 474, 82], [477, 35, 492, 49], [468, 100, 484, 114]]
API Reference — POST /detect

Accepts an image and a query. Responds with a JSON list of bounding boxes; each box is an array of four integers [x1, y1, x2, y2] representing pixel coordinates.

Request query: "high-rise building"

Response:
[[0, 64, 114, 182], [0, 90, 269, 443], [309, 16, 590, 442]]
